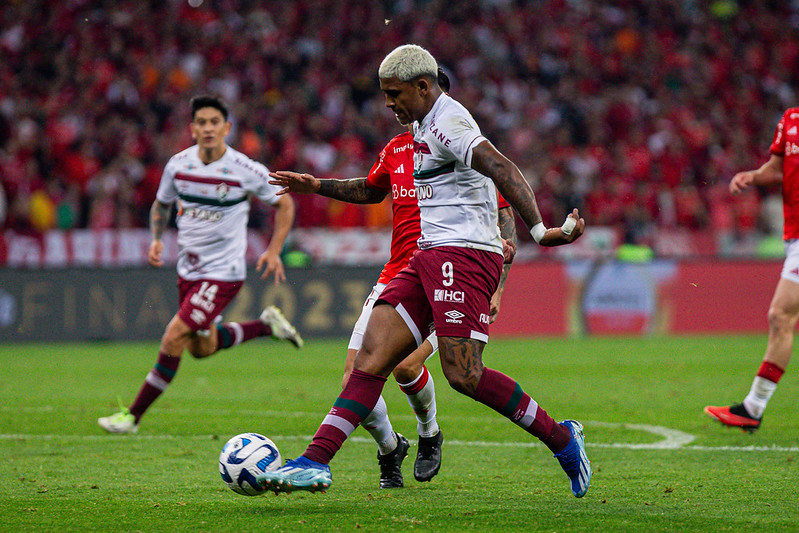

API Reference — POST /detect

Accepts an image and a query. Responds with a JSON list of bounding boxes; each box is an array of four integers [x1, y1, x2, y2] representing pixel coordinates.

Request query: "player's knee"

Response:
[[767, 306, 795, 331], [392, 358, 420, 384], [441, 367, 479, 397]]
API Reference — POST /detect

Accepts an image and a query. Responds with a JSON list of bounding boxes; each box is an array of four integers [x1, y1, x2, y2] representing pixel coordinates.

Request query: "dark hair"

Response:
[[190, 95, 228, 121], [437, 67, 450, 93]]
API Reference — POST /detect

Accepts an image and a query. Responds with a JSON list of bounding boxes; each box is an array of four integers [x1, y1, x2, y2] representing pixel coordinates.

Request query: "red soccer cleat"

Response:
[[704, 403, 761, 433]]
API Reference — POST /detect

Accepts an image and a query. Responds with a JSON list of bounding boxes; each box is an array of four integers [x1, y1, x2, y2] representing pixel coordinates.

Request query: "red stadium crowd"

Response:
[[0, 0, 795, 249]]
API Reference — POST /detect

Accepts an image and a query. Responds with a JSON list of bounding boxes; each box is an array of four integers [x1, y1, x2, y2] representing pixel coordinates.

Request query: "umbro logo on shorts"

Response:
[[444, 310, 465, 324]]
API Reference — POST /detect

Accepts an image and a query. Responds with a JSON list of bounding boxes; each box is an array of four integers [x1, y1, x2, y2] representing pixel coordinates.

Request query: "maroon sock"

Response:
[[303, 369, 387, 464], [474, 367, 570, 452], [216, 320, 269, 349], [129, 352, 181, 423]]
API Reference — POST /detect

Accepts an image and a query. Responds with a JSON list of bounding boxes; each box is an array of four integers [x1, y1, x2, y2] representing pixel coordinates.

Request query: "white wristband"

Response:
[[561, 216, 577, 235], [530, 222, 547, 243]]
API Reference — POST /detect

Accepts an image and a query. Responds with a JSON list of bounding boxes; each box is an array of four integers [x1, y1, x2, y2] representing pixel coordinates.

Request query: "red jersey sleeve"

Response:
[[366, 145, 392, 190], [770, 110, 789, 156]]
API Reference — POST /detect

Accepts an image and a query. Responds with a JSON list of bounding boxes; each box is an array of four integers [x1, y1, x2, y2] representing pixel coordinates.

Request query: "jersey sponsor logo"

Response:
[[392, 183, 416, 199], [434, 289, 465, 303], [392, 143, 413, 154], [182, 206, 224, 222], [789, 126, 798, 136], [393, 163, 405, 174], [428, 122, 452, 148], [791, 113, 799, 119], [444, 309, 464, 324], [784, 141, 799, 156], [479, 313, 490, 325], [416, 184, 434, 200]]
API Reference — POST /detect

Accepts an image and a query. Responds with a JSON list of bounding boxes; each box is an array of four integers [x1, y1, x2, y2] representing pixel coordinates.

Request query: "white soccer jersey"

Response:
[[412, 93, 502, 255], [156, 145, 280, 281]]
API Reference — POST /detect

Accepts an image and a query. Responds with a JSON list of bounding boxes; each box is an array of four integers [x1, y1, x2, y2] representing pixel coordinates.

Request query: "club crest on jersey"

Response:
[[216, 182, 230, 201], [414, 141, 431, 154]]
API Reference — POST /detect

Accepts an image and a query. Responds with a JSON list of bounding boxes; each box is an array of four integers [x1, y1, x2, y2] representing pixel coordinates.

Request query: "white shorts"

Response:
[[348, 282, 438, 352], [781, 240, 799, 284]]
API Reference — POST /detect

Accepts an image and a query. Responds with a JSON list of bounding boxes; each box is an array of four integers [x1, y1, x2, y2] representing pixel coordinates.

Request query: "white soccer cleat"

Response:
[[260, 305, 304, 348], [98, 409, 138, 434]]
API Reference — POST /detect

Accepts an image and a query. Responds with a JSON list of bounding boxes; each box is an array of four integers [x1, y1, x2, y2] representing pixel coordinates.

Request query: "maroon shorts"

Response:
[[177, 277, 243, 331], [378, 246, 503, 343]]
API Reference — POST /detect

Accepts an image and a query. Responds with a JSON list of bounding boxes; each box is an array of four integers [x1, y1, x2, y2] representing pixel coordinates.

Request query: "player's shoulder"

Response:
[[168, 145, 197, 163], [783, 107, 799, 121], [382, 131, 414, 155], [434, 94, 479, 133], [163, 145, 197, 172], [223, 146, 269, 180]]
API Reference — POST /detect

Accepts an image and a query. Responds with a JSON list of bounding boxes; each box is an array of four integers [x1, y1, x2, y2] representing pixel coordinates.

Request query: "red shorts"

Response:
[[177, 277, 243, 331], [378, 246, 502, 343]]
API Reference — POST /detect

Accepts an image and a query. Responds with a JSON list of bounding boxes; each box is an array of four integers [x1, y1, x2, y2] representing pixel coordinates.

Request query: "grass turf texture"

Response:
[[1, 335, 797, 532]]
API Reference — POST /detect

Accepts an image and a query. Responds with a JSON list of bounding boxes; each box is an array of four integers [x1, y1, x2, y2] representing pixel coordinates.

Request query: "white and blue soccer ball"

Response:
[[219, 432, 281, 496]]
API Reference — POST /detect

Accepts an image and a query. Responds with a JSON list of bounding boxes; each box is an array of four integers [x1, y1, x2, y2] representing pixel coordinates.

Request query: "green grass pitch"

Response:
[[1, 335, 797, 532]]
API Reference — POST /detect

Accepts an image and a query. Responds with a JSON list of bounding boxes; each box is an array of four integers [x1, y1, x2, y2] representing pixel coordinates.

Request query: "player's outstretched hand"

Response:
[[539, 209, 585, 247], [729, 171, 755, 195], [257, 250, 286, 284], [269, 171, 321, 195]]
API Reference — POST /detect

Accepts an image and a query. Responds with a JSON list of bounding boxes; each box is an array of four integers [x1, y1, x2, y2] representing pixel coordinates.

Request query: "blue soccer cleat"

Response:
[[554, 420, 592, 498], [257, 456, 332, 494]]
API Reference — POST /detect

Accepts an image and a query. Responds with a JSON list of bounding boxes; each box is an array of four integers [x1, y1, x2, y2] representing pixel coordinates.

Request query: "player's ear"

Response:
[[416, 77, 430, 96]]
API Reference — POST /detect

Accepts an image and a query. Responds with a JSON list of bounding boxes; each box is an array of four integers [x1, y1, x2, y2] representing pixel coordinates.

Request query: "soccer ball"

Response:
[[219, 432, 281, 496]]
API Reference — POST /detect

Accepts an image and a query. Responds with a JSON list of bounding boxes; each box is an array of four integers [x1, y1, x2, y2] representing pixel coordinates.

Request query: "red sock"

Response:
[[757, 361, 785, 383], [399, 365, 430, 395], [474, 368, 570, 452], [129, 352, 181, 423], [303, 369, 387, 464]]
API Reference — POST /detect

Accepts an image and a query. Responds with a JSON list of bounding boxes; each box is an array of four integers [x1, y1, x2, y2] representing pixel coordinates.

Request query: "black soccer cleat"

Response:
[[378, 433, 409, 489], [414, 430, 443, 482]]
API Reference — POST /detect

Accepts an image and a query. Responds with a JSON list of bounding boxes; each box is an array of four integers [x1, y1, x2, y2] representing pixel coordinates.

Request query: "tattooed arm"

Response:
[[489, 206, 517, 322], [269, 171, 388, 204], [470, 140, 584, 246], [147, 200, 172, 267]]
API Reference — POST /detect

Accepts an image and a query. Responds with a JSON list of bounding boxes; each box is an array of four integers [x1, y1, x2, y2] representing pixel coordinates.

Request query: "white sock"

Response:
[[361, 395, 398, 455], [742, 376, 778, 419], [400, 369, 439, 438]]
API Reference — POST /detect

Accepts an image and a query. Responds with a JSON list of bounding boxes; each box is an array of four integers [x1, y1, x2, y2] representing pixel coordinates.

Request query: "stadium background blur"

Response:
[[2, 0, 794, 250], [1, 0, 796, 342]]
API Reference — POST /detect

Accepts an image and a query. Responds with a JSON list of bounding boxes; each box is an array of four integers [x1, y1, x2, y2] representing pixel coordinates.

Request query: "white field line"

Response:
[[1, 423, 797, 453]]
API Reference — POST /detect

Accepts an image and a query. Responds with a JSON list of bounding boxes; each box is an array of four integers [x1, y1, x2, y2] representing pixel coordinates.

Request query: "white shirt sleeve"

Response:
[[249, 159, 281, 205], [155, 159, 178, 204], [438, 112, 486, 167]]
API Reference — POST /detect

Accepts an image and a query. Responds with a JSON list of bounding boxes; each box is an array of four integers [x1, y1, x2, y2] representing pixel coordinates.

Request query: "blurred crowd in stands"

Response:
[[0, 0, 796, 248]]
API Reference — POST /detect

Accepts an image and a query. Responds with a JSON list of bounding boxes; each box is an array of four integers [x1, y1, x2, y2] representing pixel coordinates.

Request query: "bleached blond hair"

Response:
[[378, 44, 438, 82]]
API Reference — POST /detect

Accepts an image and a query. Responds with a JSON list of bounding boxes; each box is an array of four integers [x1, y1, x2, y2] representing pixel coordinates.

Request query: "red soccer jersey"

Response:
[[769, 107, 799, 239], [367, 132, 421, 284], [367, 132, 512, 284]]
